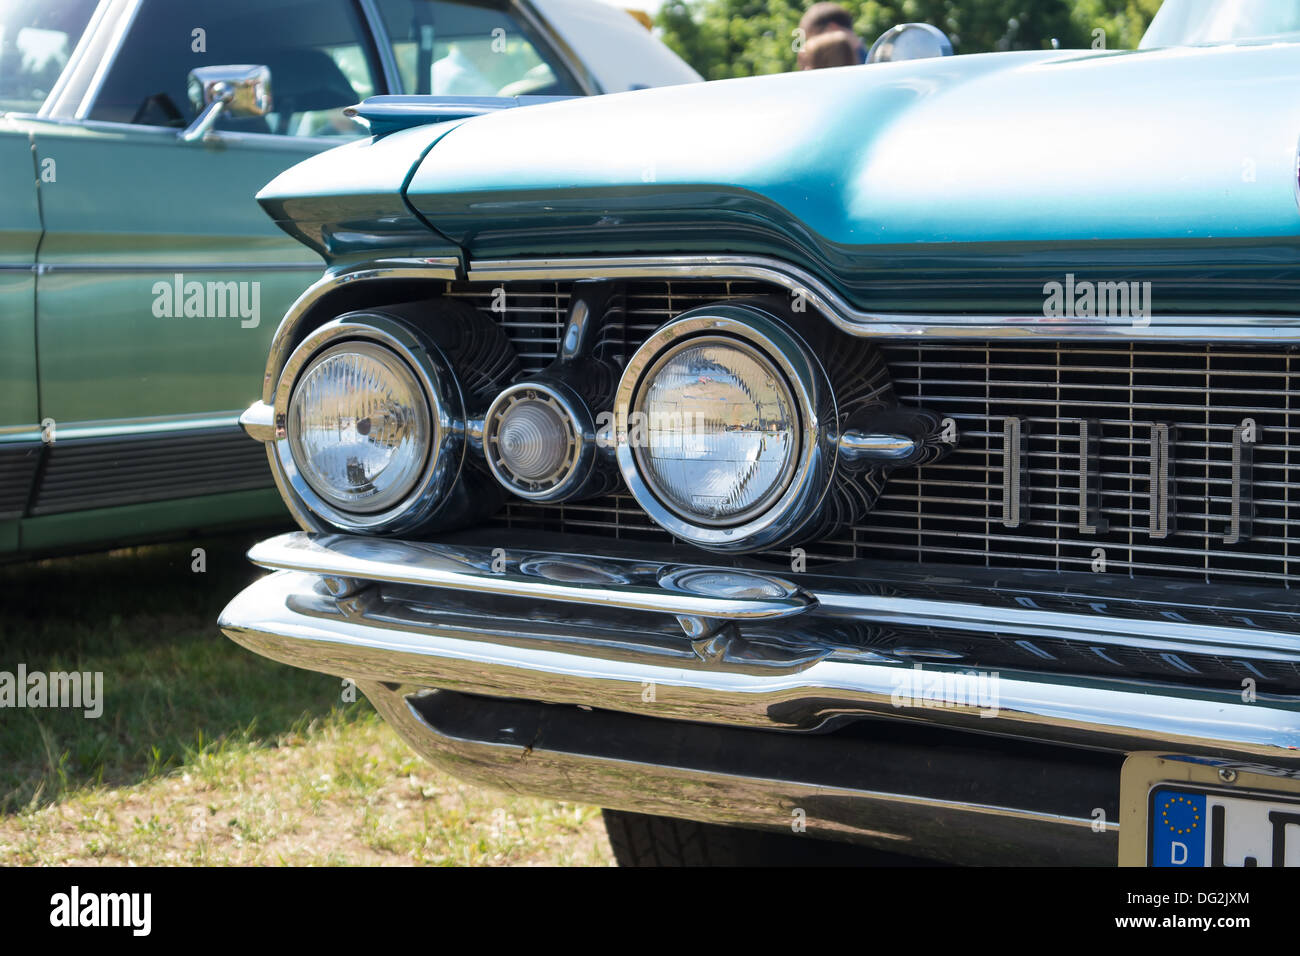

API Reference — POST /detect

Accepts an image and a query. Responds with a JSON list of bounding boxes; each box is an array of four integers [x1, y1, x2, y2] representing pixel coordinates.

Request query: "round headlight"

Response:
[[633, 337, 797, 524], [614, 303, 836, 553], [287, 341, 430, 512], [271, 313, 477, 535]]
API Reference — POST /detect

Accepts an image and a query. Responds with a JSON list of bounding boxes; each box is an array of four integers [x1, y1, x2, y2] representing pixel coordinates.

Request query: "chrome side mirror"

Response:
[[867, 23, 954, 63], [180, 64, 271, 142]]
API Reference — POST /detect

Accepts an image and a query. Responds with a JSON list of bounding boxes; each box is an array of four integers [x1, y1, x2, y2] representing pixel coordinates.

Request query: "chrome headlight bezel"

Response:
[[630, 334, 801, 527], [613, 303, 837, 553], [286, 339, 431, 513], [271, 315, 464, 533]]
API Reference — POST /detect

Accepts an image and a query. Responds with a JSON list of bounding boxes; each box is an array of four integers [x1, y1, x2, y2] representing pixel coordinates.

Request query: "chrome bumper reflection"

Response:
[[220, 534, 1300, 764], [246, 531, 814, 623], [360, 681, 1120, 865]]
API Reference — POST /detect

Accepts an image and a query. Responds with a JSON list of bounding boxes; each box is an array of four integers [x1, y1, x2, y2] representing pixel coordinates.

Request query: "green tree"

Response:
[[657, 0, 1160, 80], [1070, 0, 1163, 51]]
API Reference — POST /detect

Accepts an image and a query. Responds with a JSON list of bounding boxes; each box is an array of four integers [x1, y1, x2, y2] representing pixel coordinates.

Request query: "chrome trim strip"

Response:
[[263, 251, 1300, 414], [1226, 422, 1254, 545], [466, 255, 1300, 341], [220, 569, 1300, 761], [261, 258, 462, 404], [1149, 423, 1176, 539], [37, 261, 321, 273], [1001, 416, 1026, 529], [838, 431, 917, 463], [0, 424, 40, 442], [249, 532, 1300, 661], [49, 412, 246, 441], [355, 0, 403, 95], [39, 0, 115, 118], [812, 590, 1300, 662], [27, 112, 367, 149], [1077, 419, 1107, 535], [75, 0, 142, 120], [246, 533, 815, 620]]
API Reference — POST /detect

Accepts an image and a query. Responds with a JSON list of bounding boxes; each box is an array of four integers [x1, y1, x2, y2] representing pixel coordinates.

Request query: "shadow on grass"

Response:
[[0, 532, 367, 813]]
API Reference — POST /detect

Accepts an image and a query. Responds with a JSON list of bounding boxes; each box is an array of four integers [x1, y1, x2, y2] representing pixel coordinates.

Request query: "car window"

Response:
[[88, 0, 380, 138], [0, 0, 98, 113], [375, 0, 580, 96]]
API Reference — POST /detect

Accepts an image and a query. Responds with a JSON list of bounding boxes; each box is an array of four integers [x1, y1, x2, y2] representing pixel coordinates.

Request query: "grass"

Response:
[[0, 533, 611, 865]]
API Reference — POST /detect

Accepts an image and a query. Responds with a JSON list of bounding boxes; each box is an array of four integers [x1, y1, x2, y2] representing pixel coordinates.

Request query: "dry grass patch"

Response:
[[0, 535, 611, 866], [0, 711, 612, 866]]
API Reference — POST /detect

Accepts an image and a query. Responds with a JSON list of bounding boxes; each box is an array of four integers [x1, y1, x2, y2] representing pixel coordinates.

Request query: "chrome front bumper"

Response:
[[219, 531, 1300, 860], [221, 532, 1300, 758]]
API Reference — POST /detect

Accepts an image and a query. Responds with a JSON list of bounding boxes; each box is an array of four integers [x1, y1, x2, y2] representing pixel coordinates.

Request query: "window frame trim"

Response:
[[17, 0, 125, 120], [72, 0, 143, 120], [69, 0, 392, 135], [356, 0, 404, 94], [368, 0, 596, 97]]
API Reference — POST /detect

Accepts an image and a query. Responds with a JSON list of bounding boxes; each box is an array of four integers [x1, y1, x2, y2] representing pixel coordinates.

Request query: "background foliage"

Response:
[[657, 0, 1163, 80]]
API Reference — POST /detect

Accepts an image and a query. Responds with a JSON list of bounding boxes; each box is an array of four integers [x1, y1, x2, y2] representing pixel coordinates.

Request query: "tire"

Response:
[[602, 809, 932, 867]]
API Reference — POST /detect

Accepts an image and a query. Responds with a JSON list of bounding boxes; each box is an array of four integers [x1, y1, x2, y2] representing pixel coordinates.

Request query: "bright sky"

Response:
[[598, 0, 664, 15]]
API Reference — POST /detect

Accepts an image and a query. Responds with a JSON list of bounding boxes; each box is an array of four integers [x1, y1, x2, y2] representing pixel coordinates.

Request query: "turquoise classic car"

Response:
[[0, 0, 698, 558], [223, 0, 1300, 865]]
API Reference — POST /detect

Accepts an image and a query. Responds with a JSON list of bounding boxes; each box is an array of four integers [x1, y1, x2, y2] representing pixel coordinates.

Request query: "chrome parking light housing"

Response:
[[482, 379, 596, 501], [613, 302, 837, 553], [272, 314, 464, 534]]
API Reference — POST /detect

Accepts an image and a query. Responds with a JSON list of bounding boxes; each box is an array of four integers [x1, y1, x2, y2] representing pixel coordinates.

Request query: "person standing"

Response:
[[797, 2, 867, 68]]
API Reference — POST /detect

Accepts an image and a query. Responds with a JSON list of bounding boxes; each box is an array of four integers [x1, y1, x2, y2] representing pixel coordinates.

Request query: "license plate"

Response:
[[1120, 753, 1300, 867]]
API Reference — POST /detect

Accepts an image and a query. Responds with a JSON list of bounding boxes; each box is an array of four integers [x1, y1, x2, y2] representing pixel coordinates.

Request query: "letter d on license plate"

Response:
[[1120, 753, 1300, 866]]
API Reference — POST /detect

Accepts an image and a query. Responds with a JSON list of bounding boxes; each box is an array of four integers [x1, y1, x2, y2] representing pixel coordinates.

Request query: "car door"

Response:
[[0, 0, 105, 552], [23, 0, 384, 547], [0, 118, 42, 552], [33, 0, 385, 429]]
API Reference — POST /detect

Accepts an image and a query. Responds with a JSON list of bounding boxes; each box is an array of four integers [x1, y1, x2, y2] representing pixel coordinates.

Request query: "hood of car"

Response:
[[258, 120, 469, 262], [404, 42, 1300, 261]]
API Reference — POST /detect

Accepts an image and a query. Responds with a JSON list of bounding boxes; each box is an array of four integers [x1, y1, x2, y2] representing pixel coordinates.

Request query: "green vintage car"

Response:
[[0, 0, 698, 557], [221, 2, 1300, 866]]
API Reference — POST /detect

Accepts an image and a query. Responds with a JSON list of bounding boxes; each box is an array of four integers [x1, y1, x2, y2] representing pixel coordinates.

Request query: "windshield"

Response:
[[1141, 0, 1300, 48], [0, 0, 98, 113]]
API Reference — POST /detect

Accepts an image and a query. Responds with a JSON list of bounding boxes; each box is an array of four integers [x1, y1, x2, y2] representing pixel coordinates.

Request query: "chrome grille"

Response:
[[841, 343, 1297, 585], [443, 281, 570, 374], [460, 279, 1300, 587]]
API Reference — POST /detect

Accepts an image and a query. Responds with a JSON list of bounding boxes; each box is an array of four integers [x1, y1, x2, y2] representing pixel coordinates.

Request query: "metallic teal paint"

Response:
[[363, 44, 1300, 314], [257, 121, 468, 263], [28, 118, 326, 427], [10, 488, 289, 557], [406, 45, 1300, 245], [0, 117, 41, 437]]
